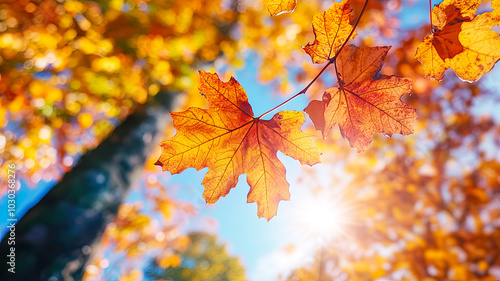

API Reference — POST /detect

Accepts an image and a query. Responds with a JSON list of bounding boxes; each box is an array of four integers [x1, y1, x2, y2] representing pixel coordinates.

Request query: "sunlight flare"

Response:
[[295, 190, 355, 240]]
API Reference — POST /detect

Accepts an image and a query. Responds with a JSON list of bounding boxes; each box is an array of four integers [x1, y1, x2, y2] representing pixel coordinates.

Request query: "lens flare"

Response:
[[294, 190, 356, 240]]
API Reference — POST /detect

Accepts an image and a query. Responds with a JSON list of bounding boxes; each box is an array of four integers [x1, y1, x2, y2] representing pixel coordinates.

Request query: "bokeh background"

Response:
[[0, 0, 499, 280]]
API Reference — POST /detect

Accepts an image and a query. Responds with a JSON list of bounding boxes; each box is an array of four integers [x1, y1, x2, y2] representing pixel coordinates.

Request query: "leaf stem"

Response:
[[429, 0, 433, 33], [257, 0, 369, 119], [256, 61, 331, 119], [332, 0, 369, 64], [333, 59, 341, 86]]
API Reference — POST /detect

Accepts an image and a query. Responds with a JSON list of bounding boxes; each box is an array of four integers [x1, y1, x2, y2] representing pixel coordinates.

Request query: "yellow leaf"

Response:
[[451, 265, 469, 281], [158, 254, 181, 268], [118, 269, 142, 281], [0, 107, 5, 127], [9, 95, 26, 113], [478, 260, 489, 272], [303, 0, 356, 64], [78, 113, 93, 129], [267, 0, 296, 16], [371, 268, 386, 279], [415, 0, 500, 81]]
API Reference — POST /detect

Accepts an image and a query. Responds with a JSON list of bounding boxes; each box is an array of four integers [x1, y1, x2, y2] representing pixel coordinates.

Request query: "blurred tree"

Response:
[[0, 0, 239, 279], [148, 232, 246, 281], [0, 0, 239, 187], [0, 93, 175, 280]]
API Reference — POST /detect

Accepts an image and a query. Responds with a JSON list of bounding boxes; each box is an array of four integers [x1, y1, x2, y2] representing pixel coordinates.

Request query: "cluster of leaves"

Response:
[[157, 0, 403, 220], [156, 0, 500, 220], [416, 0, 500, 82], [283, 79, 500, 280], [0, 0, 238, 190], [279, 7, 500, 278]]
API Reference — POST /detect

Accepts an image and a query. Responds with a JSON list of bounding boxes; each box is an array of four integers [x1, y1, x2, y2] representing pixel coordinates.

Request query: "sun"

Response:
[[294, 189, 355, 240]]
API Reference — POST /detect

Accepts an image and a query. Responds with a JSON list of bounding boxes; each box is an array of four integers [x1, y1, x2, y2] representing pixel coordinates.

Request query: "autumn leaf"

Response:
[[305, 45, 417, 152], [267, 0, 297, 16], [157, 254, 181, 268], [415, 0, 500, 82], [156, 71, 320, 220], [303, 0, 357, 64]]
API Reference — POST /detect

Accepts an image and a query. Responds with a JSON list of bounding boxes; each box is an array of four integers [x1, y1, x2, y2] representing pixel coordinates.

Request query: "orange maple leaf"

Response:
[[303, 0, 357, 64], [267, 0, 296, 16], [305, 45, 417, 152], [415, 0, 500, 82], [156, 71, 320, 220]]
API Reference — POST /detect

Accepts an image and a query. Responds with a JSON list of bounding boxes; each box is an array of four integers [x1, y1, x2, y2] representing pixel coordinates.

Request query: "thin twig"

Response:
[[257, 0, 370, 119], [429, 0, 434, 33], [256, 61, 331, 119], [331, 0, 369, 64]]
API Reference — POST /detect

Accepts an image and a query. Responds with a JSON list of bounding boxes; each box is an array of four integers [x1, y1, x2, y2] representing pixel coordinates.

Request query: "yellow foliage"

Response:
[[91, 56, 122, 73], [174, 236, 191, 252], [477, 260, 489, 272], [158, 254, 182, 268], [118, 269, 142, 281], [266, 0, 296, 16], [156, 201, 174, 219], [0, 107, 5, 127], [64, 1, 86, 14], [9, 95, 26, 113], [451, 265, 469, 281], [78, 113, 93, 129], [415, 0, 500, 81], [370, 268, 386, 279]]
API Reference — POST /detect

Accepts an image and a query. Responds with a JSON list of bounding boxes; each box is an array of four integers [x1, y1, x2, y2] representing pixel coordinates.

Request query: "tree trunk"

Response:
[[0, 92, 175, 281]]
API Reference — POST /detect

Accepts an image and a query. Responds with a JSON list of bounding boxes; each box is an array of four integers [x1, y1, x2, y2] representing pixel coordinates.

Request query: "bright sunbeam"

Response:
[[294, 189, 356, 241]]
